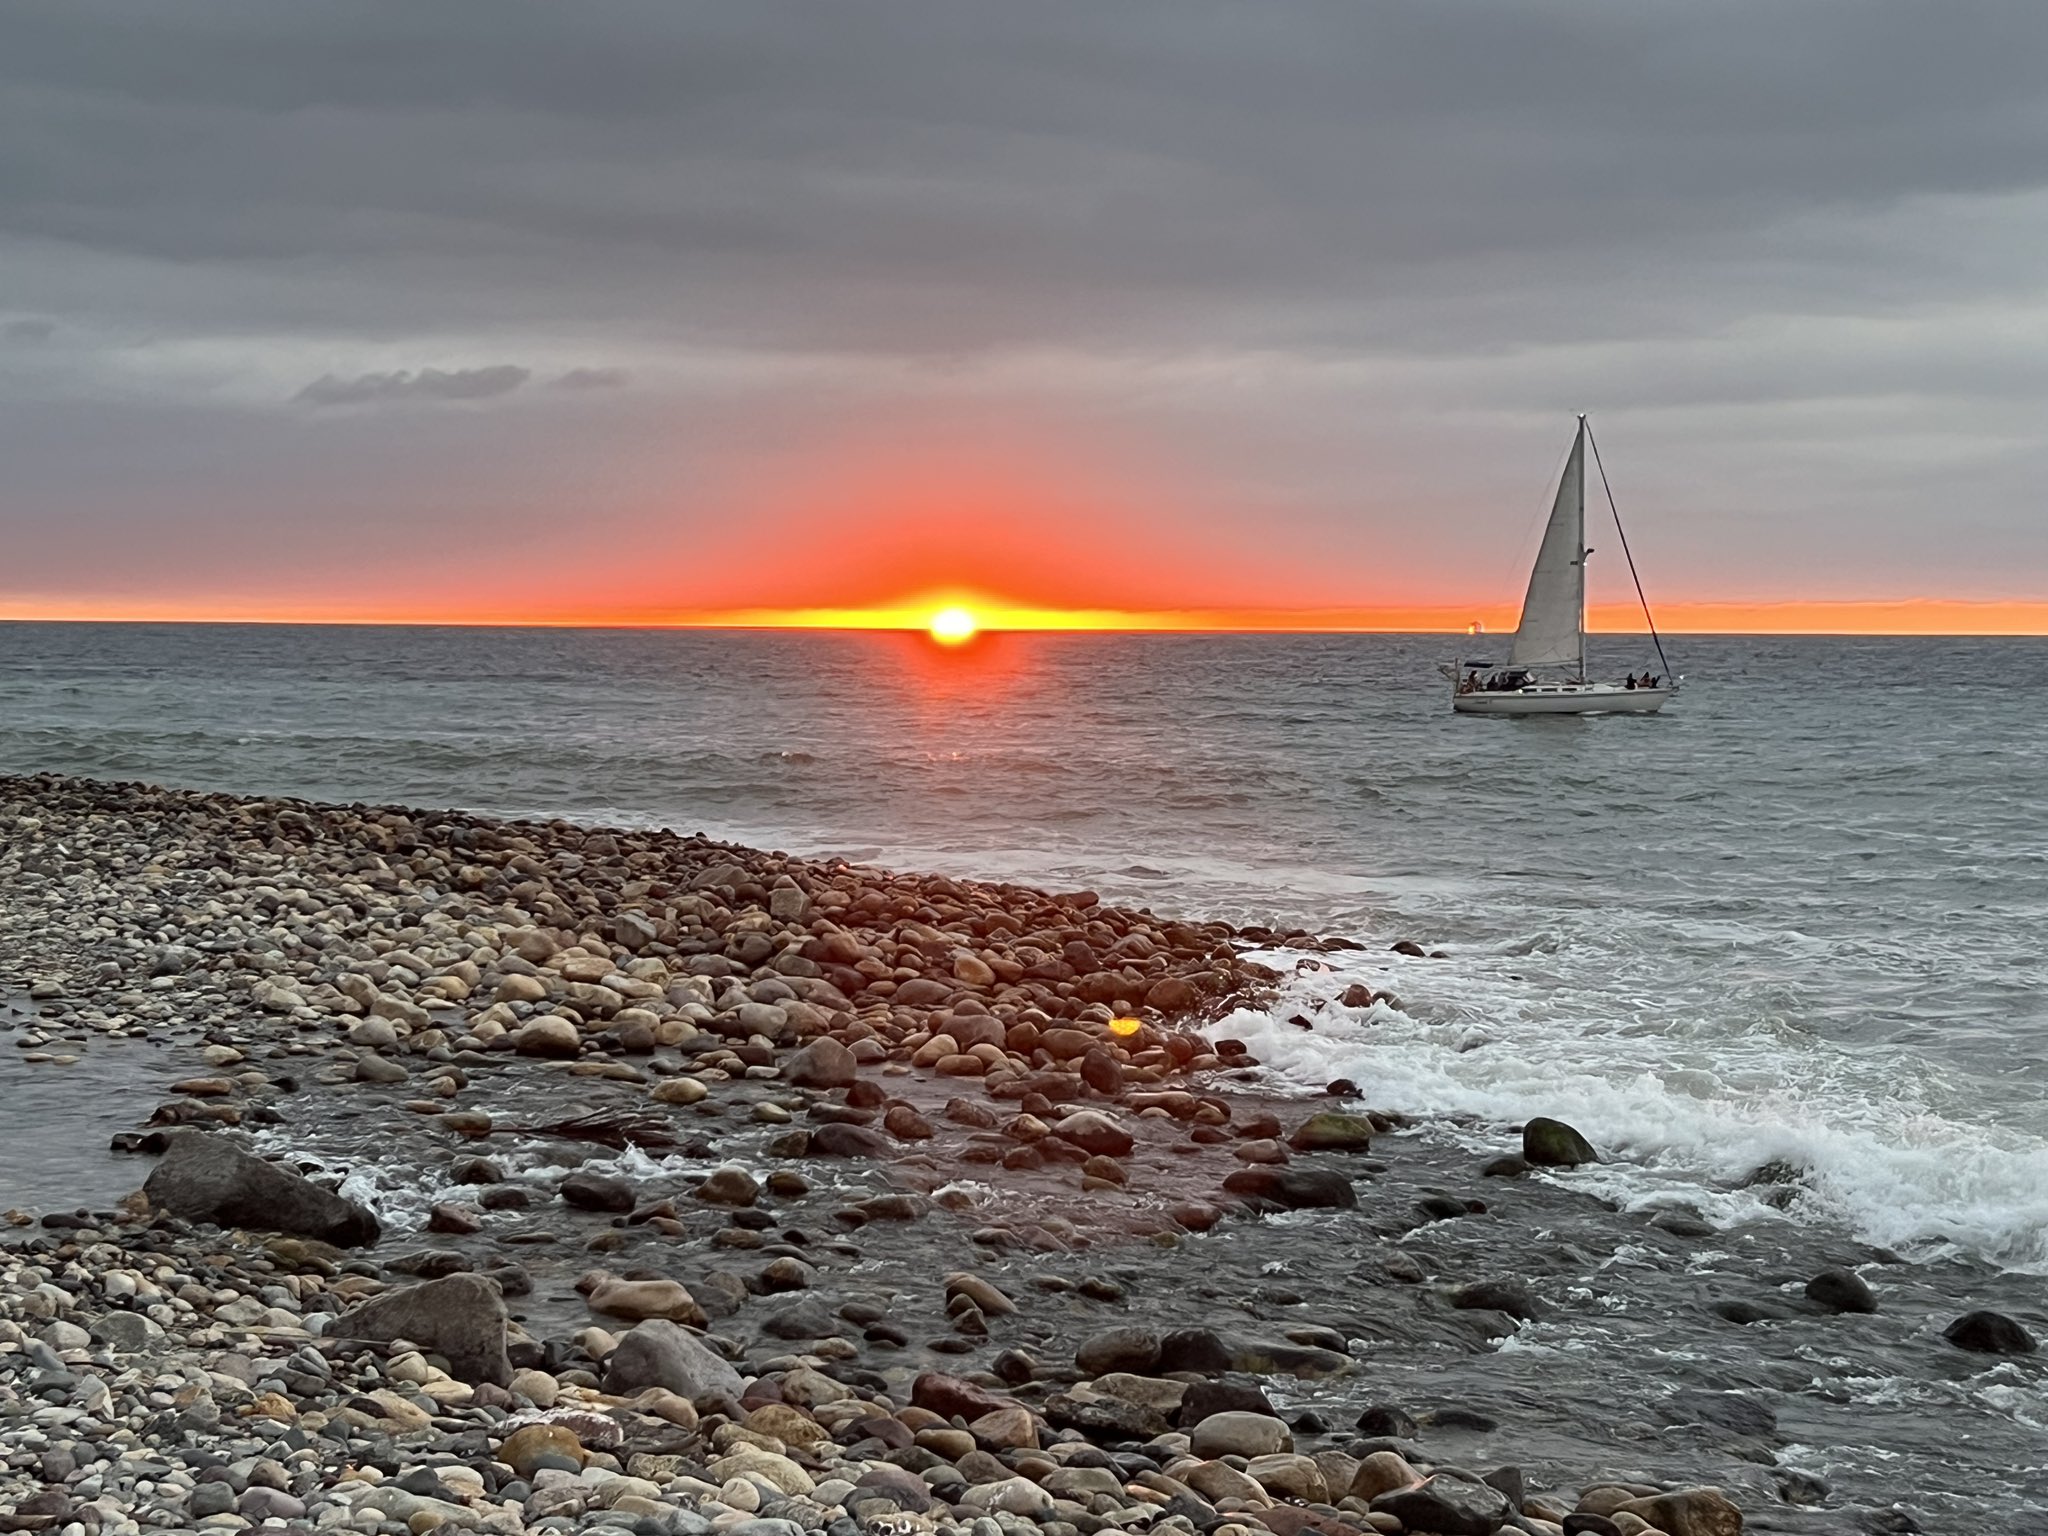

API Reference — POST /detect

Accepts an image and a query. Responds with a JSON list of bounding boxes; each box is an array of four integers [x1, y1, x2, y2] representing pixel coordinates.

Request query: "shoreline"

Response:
[[0, 771, 2011, 1534]]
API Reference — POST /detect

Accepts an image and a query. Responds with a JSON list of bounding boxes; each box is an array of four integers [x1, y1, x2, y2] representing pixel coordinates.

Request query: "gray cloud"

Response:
[[1, 1, 2046, 608], [551, 367, 631, 390], [295, 365, 531, 406]]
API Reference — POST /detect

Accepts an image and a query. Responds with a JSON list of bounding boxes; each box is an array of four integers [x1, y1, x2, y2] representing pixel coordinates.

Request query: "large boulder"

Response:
[[601, 1320, 744, 1400], [1944, 1310, 2037, 1355], [1221, 1167, 1357, 1210], [1521, 1116, 1597, 1167], [1371, 1474, 1512, 1535], [143, 1133, 380, 1246], [331, 1274, 510, 1385]]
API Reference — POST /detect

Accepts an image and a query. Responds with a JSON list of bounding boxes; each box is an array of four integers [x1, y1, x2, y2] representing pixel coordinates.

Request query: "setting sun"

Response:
[[928, 606, 979, 644]]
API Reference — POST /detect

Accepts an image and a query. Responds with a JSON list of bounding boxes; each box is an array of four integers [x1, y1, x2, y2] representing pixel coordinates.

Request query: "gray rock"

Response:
[[1074, 1326, 1161, 1376], [1521, 1116, 1597, 1167], [91, 1311, 164, 1353], [1449, 1278, 1545, 1321], [1372, 1473, 1513, 1535], [1804, 1268, 1876, 1314], [1220, 1166, 1356, 1209], [601, 1319, 745, 1399], [808, 1123, 891, 1157], [761, 1295, 844, 1340], [783, 1037, 857, 1089], [1945, 1310, 2037, 1355], [142, 1132, 381, 1246], [1188, 1411, 1292, 1458], [559, 1169, 635, 1212], [331, 1273, 511, 1385]]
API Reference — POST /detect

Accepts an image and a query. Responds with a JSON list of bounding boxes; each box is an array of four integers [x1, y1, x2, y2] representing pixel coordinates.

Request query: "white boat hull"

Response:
[[1453, 682, 1671, 716]]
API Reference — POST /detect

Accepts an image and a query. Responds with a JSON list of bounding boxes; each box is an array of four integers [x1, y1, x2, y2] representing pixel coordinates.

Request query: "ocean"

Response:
[[3, 620, 2045, 1520], [5, 622, 2044, 1269]]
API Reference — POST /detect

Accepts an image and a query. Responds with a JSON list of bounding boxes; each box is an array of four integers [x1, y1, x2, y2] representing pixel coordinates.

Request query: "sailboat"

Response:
[[1449, 415, 1677, 716]]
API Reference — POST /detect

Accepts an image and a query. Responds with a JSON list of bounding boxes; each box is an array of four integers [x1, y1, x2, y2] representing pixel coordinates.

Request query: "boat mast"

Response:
[[1574, 413, 1587, 680]]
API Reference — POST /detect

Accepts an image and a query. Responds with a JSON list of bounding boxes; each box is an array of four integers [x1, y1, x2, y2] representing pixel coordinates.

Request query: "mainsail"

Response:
[[1509, 418, 1587, 671]]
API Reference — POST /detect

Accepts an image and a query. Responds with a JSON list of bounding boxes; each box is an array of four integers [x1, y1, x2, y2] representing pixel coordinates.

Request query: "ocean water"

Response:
[[3, 621, 2045, 1276]]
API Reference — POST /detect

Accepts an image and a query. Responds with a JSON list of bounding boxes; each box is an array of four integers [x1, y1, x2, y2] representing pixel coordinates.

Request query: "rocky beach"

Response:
[[1, 773, 2038, 1536]]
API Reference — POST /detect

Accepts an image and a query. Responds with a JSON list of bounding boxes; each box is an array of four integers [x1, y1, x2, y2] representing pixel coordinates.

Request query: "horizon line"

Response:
[[4, 603, 2048, 638]]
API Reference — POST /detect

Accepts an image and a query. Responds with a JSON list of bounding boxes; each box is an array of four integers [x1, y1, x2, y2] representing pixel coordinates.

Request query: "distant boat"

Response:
[[1448, 415, 1678, 716]]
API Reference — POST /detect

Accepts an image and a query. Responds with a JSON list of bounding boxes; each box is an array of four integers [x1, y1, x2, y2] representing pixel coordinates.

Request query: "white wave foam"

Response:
[[1211, 950, 2048, 1272]]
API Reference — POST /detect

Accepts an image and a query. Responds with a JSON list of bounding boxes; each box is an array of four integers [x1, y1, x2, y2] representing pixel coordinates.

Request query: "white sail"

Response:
[[1509, 419, 1586, 671]]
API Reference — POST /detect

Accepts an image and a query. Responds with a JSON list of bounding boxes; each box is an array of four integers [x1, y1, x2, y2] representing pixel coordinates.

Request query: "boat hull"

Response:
[[1453, 684, 1671, 716]]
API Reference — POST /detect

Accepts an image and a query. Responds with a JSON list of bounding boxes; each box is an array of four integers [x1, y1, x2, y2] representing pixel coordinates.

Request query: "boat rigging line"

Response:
[[1584, 419, 1673, 682]]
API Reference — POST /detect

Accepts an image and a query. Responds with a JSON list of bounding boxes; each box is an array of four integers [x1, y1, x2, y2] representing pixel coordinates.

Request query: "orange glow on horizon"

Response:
[[2, 592, 2047, 636]]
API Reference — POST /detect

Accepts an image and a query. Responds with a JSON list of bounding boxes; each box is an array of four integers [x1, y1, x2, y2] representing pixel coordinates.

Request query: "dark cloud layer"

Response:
[[2, 1, 2045, 610]]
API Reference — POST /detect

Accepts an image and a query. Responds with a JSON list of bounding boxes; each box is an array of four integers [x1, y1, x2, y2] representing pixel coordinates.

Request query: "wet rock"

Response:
[[331, 1272, 512, 1385], [1053, 1109, 1135, 1158], [1158, 1325, 1234, 1374], [1522, 1115, 1598, 1166], [1371, 1473, 1513, 1535], [944, 1271, 1017, 1317], [761, 1295, 844, 1339], [1804, 1267, 1877, 1314], [809, 1122, 891, 1157], [696, 1164, 761, 1206], [513, 1016, 582, 1056], [1221, 1166, 1357, 1210], [1944, 1309, 2037, 1354], [1355, 1404, 1419, 1438], [1076, 1325, 1162, 1375], [1614, 1486, 1744, 1536], [1650, 1208, 1719, 1238], [1287, 1111, 1375, 1152], [601, 1319, 745, 1398], [581, 1270, 706, 1325], [1449, 1277, 1545, 1321], [142, 1130, 381, 1245], [559, 1169, 635, 1212]]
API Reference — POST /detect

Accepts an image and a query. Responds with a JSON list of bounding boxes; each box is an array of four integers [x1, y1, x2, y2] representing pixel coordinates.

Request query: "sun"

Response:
[[928, 606, 979, 645]]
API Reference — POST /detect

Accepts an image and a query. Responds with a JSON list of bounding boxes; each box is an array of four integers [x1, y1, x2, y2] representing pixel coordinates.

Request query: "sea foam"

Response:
[[1213, 948, 2048, 1272]]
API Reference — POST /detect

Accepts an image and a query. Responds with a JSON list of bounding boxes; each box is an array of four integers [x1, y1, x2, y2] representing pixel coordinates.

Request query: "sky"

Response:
[[4, 1, 2047, 632]]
